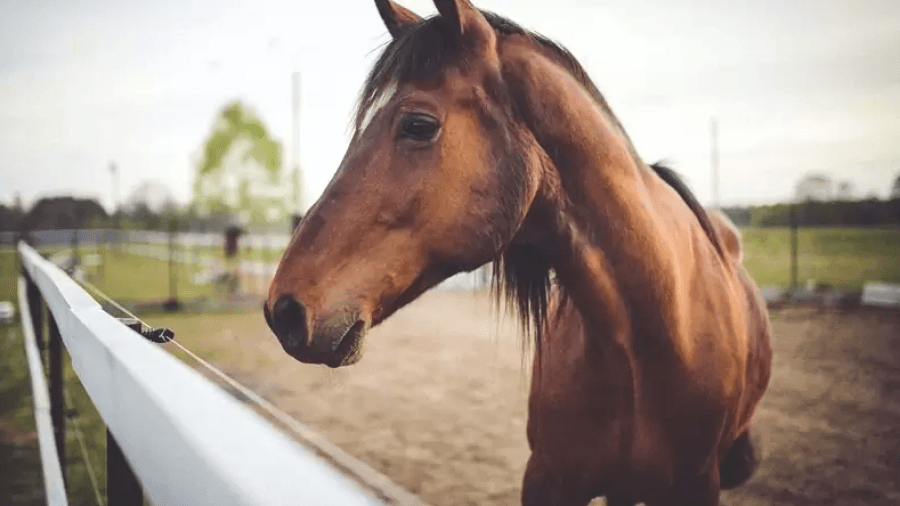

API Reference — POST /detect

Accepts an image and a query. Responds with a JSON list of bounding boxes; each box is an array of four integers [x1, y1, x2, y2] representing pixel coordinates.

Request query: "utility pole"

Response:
[[291, 72, 304, 232], [710, 117, 720, 210], [110, 161, 121, 255]]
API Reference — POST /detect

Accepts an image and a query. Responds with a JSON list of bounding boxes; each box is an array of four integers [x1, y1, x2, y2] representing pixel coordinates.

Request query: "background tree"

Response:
[[0, 194, 24, 232], [193, 100, 288, 226], [891, 173, 900, 200], [19, 197, 108, 230]]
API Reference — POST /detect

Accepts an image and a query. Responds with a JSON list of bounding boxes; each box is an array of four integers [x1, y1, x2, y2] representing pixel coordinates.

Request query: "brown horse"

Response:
[[265, 1, 772, 504]]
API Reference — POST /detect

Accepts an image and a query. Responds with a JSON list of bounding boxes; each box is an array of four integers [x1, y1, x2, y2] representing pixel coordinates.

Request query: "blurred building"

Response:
[[835, 180, 854, 200], [125, 180, 177, 214], [795, 174, 833, 202]]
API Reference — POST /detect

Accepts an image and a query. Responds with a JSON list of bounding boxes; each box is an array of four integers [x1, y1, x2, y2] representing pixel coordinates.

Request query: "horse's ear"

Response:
[[375, 0, 423, 38], [433, 0, 494, 46]]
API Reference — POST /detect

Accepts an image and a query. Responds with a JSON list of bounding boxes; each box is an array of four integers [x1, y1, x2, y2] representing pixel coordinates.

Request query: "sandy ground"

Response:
[[164, 291, 900, 506]]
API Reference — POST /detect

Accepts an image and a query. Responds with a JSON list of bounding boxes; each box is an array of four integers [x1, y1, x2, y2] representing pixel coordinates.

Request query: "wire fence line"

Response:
[[16, 241, 428, 506], [63, 386, 105, 506]]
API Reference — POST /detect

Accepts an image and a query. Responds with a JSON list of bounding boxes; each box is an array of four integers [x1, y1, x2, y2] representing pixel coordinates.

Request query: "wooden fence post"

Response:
[[48, 312, 65, 484]]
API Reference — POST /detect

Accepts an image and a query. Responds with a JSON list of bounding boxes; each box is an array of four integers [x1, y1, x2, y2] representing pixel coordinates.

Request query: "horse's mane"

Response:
[[356, 11, 639, 154], [649, 162, 724, 258], [357, 10, 723, 346]]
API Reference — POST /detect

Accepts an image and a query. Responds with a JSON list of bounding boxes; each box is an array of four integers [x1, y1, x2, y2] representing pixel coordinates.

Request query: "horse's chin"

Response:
[[324, 321, 367, 368], [283, 319, 369, 368]]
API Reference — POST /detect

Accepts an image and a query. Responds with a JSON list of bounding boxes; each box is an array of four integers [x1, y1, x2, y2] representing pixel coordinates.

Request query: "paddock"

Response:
[[151, 291, 900, 506]]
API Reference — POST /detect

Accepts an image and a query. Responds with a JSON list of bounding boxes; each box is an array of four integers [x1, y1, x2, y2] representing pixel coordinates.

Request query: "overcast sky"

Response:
[[2, 0, 899, 212]]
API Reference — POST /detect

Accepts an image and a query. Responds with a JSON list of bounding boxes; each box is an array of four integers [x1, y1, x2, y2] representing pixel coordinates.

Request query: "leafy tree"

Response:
[[0, 205, 24, 232], [193, 101, 288, 224], [891, 173, 900, 200]]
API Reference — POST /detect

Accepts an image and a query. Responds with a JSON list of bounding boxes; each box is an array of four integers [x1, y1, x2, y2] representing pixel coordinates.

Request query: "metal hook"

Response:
[[117, 318, 176, 344]]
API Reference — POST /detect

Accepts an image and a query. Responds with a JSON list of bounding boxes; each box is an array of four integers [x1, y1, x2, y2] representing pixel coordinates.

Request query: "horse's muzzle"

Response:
[[264, 296, 369, 368]]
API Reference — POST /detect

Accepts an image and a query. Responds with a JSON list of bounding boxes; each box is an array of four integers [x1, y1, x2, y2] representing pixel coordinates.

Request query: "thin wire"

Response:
[[63, 387, 105, 506], [165, 339, 310, 433], [73, 276, 416, 504], [76, 278, 146, 325], [75, 277, 315, 454]]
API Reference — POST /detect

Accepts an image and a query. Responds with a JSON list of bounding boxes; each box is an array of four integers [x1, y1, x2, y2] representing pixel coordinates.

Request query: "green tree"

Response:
[[891, 173, 900, 200], [194, 100, 288, 225]]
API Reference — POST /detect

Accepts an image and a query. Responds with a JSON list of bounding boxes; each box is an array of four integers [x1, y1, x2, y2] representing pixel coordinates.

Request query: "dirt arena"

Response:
[[162, 291, 900, 506]]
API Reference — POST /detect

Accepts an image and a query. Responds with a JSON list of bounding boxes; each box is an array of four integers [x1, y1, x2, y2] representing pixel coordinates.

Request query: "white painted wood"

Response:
[[861, 282, 900, 308], [18, 242, 399, 506], [17, 277, 70, 506]]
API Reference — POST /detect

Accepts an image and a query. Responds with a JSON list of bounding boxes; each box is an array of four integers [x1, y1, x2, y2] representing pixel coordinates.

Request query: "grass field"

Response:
[[740, 227, 900, 290], [138, 226, 900, 291], [85, 249, 215, 303], [0, 248, 43, 505], [37, 246, 218, 303]]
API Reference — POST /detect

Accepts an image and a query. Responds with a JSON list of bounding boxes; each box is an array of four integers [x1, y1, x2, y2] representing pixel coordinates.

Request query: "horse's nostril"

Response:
[[270, 294, 308, 348]]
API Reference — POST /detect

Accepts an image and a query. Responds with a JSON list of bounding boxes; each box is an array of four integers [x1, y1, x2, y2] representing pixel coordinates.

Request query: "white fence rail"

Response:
[[18, 242, 425, 505]]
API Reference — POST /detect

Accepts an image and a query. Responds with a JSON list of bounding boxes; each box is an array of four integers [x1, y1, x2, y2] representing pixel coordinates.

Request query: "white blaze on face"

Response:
[[359, 82, 398, 133]]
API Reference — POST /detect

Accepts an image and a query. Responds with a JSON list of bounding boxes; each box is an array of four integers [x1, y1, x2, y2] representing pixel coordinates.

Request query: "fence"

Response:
[[6, 228, 492, 304], [16, 241, 427, 506]]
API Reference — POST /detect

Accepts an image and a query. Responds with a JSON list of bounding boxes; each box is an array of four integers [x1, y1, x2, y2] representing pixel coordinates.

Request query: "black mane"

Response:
[[356, 10, 633, 143], [650, 162, 724, 258]]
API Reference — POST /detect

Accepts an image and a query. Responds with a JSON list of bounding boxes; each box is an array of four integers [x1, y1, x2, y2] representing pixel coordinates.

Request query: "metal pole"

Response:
[[710, 117, 720, 210], [169, 220, 176, 302], [790, 202, 799, 291], [292, 72, 305, 229], [70, 230, 79, 272], [292, 72, 303, 214], [110, 162, 121, 256], [164, 218, 180, 311], [48, 312, 66, 484]]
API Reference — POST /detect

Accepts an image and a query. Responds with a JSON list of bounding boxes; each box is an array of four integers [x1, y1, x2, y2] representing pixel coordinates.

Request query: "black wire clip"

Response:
[[117, 318, 176, 344]]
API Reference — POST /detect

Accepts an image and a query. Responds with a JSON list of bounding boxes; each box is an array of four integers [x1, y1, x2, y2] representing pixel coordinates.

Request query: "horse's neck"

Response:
[[504, 41, 686, 345]]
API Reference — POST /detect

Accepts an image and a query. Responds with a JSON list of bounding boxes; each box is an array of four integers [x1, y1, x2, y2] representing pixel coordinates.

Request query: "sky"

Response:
[[1, 0, 899, 212]]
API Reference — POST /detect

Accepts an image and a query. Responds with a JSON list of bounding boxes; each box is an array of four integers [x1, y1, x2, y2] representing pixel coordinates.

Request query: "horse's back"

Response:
[[707, 211, 773, 488], [709, 210, 773, 430], [708, 210, 744, 264]]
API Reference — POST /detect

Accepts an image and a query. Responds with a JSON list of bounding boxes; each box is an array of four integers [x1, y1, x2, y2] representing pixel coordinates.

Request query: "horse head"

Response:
[[265, 0, 552, 367]]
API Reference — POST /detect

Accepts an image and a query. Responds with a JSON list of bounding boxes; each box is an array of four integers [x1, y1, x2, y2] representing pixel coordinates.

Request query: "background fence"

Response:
[[2, 228, 493, 312]]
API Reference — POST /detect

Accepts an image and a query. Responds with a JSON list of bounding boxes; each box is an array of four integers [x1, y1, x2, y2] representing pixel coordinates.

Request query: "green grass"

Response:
[[740, 227, 900, 290], [148, 242, 284, 264], [1, 247, 21, 301], [0, 324, 44, 506], [0, 247, 44, 505], [12, 225, 900, 303], [141, 227, 900, 292], [38, 246, 217, 304], [88, 249, 214, 303]]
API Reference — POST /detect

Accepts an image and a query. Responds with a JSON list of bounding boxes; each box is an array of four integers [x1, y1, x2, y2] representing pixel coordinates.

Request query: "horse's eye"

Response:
[[399, 113, 440, 142]]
